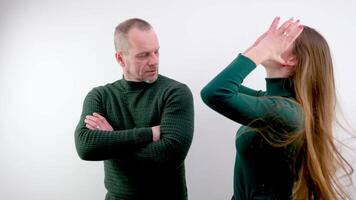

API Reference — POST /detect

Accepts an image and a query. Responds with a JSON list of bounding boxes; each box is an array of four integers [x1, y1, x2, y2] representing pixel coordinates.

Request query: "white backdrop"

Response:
[[1, 0, 355, 199]]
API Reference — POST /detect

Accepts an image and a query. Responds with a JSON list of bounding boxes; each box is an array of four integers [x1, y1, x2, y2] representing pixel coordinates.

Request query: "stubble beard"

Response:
[[143, 65, 159, 83], [143, 73, 158, 83]]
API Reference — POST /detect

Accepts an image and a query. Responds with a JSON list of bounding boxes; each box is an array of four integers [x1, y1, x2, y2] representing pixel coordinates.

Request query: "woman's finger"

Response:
[[286, 22, 304, 43], [277, 18, 295, 35], [268, 17, 280, 32]]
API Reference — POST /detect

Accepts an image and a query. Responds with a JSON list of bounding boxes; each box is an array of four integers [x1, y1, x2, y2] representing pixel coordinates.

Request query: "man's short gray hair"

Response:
[[114, 18, 152, 52]]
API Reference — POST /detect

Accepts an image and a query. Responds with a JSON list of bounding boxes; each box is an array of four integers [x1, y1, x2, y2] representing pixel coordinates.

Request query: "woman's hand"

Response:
[[243, 17, 303, 66]]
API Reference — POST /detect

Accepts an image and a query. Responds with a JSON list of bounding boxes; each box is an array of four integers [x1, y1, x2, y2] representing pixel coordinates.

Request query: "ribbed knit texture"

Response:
[[201, 54, 303, 200], [75, 75, 194, 200]]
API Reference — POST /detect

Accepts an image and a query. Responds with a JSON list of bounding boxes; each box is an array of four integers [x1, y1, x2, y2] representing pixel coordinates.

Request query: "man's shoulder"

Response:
[[155, 75, 193, 100], [86, 80, 122, 97], [92, 80, 121, 90], [156, 75, 189, 89]]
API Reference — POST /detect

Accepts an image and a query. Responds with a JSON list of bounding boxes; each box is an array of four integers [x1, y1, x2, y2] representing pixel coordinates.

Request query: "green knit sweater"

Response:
[[201, 54, 303, 200], [75, 75, 194, 200]]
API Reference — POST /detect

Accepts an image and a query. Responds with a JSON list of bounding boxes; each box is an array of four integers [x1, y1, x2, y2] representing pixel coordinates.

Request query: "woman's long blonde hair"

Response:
[[291, 26, 353, 199]]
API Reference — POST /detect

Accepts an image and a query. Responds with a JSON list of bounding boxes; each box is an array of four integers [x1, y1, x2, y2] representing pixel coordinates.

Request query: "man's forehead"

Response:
[[128, 28, 157, 42], [127, 28, 159, 52]]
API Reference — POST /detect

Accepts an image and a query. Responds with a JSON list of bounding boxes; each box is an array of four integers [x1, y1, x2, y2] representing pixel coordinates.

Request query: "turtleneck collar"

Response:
[[119, 75, 158, 91], [265, 77, 295, 98]]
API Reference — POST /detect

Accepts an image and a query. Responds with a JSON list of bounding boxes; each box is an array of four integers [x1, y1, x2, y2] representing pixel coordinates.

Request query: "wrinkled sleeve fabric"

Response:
[[74, 88, 152, 161], [201, 54, 302, 130], [131, 84, 194, 169]]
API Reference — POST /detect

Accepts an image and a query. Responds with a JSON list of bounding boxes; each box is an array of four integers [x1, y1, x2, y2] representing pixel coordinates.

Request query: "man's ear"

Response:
[[115, 52, 125, 67]]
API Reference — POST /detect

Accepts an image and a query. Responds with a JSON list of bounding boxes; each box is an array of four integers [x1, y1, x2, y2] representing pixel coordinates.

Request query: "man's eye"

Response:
[[137, 53, 148, 58]]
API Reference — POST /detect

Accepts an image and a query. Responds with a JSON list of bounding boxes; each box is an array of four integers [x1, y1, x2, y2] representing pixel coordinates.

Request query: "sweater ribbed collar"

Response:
[[120, 76, 158, 91], [265, 77, 295, 98]]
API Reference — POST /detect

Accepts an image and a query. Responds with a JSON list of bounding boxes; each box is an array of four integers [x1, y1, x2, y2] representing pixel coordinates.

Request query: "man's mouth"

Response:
[[146, 70, 156, 74]]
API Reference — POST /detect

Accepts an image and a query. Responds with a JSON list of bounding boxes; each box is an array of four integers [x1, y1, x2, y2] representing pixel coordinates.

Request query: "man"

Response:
[[75, 18, 194, 200]]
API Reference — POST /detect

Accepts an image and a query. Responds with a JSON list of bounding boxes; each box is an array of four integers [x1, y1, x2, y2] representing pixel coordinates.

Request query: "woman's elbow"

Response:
[[200, 86, 226, 107], [200, 86, 216, 105]]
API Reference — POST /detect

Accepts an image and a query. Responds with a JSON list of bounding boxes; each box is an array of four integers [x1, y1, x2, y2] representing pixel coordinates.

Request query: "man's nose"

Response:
[[148, 53, 158, 66]]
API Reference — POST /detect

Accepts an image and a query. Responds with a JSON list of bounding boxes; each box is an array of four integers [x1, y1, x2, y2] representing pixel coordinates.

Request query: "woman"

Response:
[[201, 17, 352, 199]]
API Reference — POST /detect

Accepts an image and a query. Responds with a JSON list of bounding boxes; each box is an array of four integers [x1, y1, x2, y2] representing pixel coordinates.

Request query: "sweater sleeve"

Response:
[[74, 88, 153, 161], [201, 54, 302, 129], [131, 84, 194, 169], [238, 85, 266, 97]]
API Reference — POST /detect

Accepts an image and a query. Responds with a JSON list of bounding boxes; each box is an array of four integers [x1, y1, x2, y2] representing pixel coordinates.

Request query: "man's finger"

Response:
[[86, 115, 101, 123], [84, 118, 98, 127], [93, 112, 106, 121], [86, 124, 96, 130]]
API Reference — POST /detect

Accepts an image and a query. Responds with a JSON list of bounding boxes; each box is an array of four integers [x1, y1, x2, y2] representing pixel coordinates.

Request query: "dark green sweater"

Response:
[[75, 75, 194, 200], [201, 54, 303, 200]]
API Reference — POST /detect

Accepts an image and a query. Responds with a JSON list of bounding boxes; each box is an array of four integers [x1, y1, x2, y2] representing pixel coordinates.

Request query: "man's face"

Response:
[[117, 28, 160, 83]]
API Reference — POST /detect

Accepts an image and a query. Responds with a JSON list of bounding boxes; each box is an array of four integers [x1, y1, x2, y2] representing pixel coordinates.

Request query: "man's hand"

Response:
[[84, 112, 114, 131], [151, 125, 160, 141]]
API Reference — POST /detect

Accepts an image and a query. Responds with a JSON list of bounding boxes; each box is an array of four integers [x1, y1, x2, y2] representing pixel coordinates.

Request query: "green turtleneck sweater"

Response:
[[201, 54, 303, 200], [75, 75, 194, 200]]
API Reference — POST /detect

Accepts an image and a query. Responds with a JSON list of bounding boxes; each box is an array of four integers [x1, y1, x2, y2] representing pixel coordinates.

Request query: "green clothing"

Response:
[[201, 54, 303, 200], [75, 75, 194, 200]]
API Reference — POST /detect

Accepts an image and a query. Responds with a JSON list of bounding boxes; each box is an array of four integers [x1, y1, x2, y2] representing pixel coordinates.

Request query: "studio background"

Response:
[[1, 0, 355, 199]]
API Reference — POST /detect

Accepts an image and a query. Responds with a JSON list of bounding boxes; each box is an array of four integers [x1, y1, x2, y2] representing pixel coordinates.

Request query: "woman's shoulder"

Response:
[[265, 97, 304, 132]]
